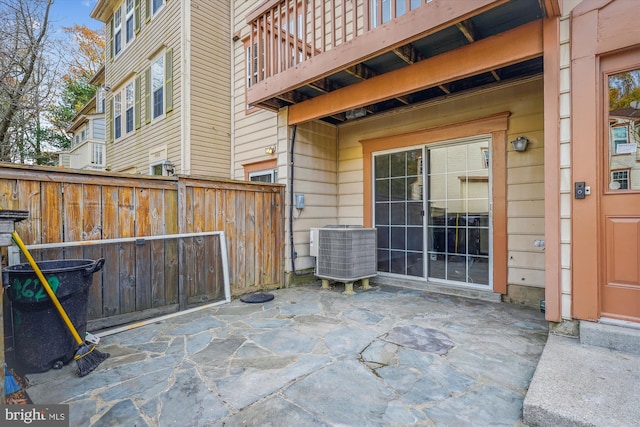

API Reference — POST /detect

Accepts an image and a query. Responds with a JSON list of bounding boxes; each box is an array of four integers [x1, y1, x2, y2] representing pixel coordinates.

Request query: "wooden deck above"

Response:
[[245, 0, 559, 124]]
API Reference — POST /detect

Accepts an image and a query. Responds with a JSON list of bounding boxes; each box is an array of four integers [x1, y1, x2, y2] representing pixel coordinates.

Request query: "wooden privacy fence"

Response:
[[0, 163, 285, 329]]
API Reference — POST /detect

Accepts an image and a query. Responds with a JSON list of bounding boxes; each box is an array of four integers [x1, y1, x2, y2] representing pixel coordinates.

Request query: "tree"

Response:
[[62, 24, 105, 78], [47, 74, 97, 151], [0, 0, 54, 162], [609, 70, 640, 110], [45, 24, 105, 153]]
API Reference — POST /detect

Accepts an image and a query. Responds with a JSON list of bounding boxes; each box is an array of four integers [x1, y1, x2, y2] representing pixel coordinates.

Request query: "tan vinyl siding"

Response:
[[280, 119, 338, 271], [232, 0, 278, 180], [337, 77, 545, 290], [105, 0, 182, 174], [189, 1, 231, 177]]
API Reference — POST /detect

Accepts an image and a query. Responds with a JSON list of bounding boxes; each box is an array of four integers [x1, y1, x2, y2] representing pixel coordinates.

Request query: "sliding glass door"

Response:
[[375, 149, 424, 277], [373, 138, 491, 287]]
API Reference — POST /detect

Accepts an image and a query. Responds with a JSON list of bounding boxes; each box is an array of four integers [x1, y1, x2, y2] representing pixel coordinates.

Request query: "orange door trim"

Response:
[[360, 112, 510, 294]]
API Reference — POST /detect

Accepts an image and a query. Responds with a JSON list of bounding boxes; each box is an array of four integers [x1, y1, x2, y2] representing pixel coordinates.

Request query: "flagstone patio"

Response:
[[25, 283, 548, 426]]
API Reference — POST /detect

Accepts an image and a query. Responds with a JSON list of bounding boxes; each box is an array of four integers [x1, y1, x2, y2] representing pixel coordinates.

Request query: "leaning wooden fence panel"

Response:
[[0, 164, 285, 330]]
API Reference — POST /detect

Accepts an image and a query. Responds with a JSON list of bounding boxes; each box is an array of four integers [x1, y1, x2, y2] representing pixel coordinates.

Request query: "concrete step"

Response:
[[523, 331, 640, 427], [580, 320, 640, 355]]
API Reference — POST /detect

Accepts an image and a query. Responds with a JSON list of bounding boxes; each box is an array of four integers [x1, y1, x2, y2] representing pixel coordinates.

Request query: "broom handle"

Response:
[[11, 231, 83, 345]]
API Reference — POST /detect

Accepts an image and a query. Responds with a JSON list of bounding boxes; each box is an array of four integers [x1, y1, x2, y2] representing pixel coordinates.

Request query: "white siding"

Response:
[[93, 117, 106, 140]]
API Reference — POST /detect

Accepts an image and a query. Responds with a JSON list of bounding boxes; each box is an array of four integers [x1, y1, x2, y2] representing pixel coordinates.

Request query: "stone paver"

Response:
[[26, 284, 548, 426]]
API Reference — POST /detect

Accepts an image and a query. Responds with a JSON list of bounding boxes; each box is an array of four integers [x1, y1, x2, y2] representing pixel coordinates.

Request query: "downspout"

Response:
[[288, 125, 305, 276], [180, 0, 191, 175]]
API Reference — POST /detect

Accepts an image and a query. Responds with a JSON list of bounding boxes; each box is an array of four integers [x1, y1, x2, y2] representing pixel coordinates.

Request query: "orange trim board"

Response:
[[243, 159, 277, 180], [542, 16, 562, 322], [360, 112, 510, 294]]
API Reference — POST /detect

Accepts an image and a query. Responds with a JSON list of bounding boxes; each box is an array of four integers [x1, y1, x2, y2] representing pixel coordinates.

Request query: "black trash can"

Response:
[[2, 258, 105, 373]]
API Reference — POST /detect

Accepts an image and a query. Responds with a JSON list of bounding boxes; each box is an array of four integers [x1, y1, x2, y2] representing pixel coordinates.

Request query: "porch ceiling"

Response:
[[252, 0, 546, 125]]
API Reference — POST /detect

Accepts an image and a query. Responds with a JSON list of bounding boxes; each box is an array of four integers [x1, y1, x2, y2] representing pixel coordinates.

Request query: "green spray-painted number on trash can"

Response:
[[11, 276, 61, 302]]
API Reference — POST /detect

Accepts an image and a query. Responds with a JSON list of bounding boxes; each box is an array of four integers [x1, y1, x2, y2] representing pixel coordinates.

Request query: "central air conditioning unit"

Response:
[[310, 226, 377, 283]]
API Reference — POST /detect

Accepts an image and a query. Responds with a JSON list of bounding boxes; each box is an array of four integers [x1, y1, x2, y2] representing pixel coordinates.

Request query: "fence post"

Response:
[[177, 178, 188, 310], [0, 210, 30, 403]]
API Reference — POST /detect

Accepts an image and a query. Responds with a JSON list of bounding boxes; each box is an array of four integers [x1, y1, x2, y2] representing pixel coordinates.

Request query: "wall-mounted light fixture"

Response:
[[265, 146, 276, 155], [346, 108, 367, 120], [163, 161, 175, 175], [511, 136, 529, 152]]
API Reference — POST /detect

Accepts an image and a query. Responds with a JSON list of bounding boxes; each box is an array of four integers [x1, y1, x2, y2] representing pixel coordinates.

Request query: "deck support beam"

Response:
[[288, 21, 542, 125]]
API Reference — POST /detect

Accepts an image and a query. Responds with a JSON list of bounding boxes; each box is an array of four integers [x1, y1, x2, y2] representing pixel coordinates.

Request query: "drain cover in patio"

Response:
[[240, 292, 275, 303]]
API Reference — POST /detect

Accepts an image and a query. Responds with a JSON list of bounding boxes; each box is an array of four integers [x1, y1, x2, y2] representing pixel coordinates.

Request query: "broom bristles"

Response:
[[74, 344, 109, 377], [5, 364, 22, 395]]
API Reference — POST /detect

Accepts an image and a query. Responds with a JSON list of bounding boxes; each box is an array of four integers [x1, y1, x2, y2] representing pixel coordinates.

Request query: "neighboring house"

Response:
[[59, 66, 107, 171], [230, 0, 640, 327], [90, 0, 231, 177]]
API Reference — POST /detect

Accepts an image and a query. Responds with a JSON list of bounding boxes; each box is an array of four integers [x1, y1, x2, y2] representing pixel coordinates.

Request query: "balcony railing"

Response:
[[245, 0, 430, 88]]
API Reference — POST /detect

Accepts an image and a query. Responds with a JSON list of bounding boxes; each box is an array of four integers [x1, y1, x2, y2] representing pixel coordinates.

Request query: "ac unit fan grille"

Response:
[[315, 227, 377, 281]]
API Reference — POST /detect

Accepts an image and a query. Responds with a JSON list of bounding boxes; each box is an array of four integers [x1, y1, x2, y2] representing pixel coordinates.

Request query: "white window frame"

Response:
[[150, 160, 172, 176], [371, 0, 422, 28], [114, 92, 122, 140], [96, 87, 106, 114], [114, 8, 122, 56], [152, 0, 165, 16], [249, 169, 276, 183], [481, 147, 489, 168], [91, 143, 104, 165], [125, 0, 135, 44], [125, 81, 135, 133], [114, 0, 136, 58], [611, 169, 630, 190], [151, 54, 165, 120], [114, 79, 135, 140], [612, 125, 629, 153], [245, 41, 264, 90]]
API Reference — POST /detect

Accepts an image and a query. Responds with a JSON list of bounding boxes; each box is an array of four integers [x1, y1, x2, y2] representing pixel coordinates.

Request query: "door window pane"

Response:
[[374, 148, 423, 277], [407, 202, 422, 225], [373, 141, 490, 285], [375, 155, 390, 178], [608, 68, 640, 190], [427, 141, 490, 286], [375, 180, 390, 201], [390, 203, 405, 225], [391, 178, 407, 200], [378, 249, 390, 272], [375, 203, 390, 225], [390, 226, 405, 250]]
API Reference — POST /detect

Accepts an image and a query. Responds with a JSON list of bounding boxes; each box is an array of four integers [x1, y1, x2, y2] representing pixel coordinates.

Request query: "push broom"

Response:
[[10, 231, 109, 377]]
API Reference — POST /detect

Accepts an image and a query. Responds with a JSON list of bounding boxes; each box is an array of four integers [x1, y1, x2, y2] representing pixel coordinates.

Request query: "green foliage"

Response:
[[36, 127, 70, 157], [47, 76, 96, 145]]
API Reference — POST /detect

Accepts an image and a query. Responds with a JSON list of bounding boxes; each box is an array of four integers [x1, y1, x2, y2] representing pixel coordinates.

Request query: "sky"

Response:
[[49, 0, 104, 36]]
